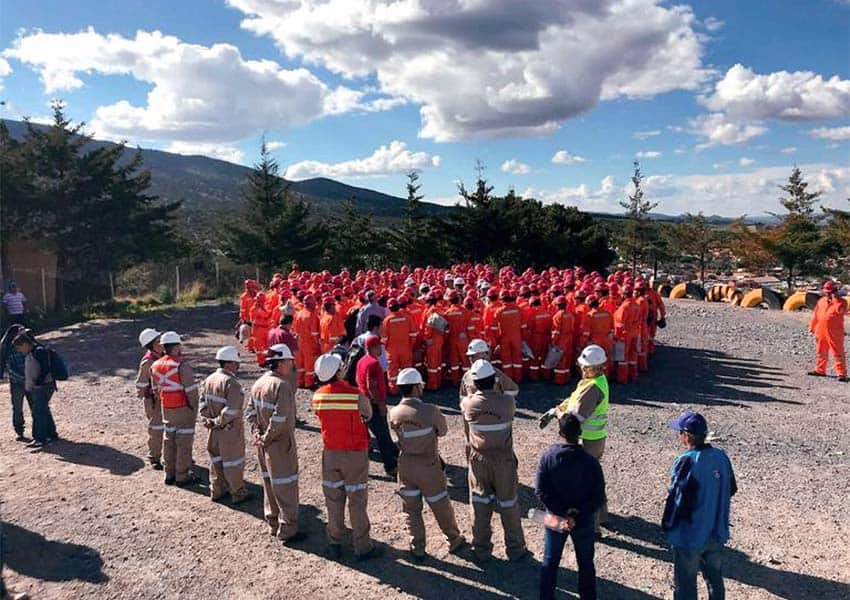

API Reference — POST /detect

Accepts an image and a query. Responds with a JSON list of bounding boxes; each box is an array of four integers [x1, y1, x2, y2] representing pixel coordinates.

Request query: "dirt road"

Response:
[[2, 300, 848, 599]]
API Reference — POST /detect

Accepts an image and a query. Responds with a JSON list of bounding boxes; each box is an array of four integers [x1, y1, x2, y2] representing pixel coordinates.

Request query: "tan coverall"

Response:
[[135, 352, 164, 464], [460, 389, 527, 561], [388, 397, 465, 556], [200, 368, 246, 501], [156, 360, 199, 483], [247, 371, 300, 539], [458, 366, 519, 403]]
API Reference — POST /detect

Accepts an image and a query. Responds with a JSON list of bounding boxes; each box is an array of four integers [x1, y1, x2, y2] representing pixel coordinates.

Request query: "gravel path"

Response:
[[1, 300, 848, 599]]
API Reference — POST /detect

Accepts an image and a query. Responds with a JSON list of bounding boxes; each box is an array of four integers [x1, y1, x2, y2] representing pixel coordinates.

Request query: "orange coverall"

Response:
[[443, 303, 470, 385], [421, 305, 446, 390], [320, 309, 346, 353], [250, 294, 272, 365], [810, 295, 847, 377], [492, 302, 524, 383], [646, 289, 666, 354], [614, 298, 641, 384], [526, 305, 553, 380], [634, 295, 650, 373], [551, 309, 575, 384], [383, 310, 414, 394], [579, 308, 614, 376], [293, 307, 321, 387]]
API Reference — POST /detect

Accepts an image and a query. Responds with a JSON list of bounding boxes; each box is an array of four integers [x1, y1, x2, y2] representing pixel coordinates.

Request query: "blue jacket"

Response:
[[535, 443, 605, 529], [663, 445, 737, 549]]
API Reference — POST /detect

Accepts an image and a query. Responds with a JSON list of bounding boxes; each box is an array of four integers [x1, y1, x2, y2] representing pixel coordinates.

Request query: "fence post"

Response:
[[41, 268, 47, 312], [215, 261, 220, 289], [255, 266, 260, 285], [176, 265, 181, 300], [108, 272, 115, 299]]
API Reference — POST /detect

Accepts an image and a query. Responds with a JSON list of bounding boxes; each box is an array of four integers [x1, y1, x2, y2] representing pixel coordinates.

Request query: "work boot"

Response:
[[15, 433, 27, 442], [508, 549, 533, 563], [164, 476, 176, 486], [230, 489, 252, 504], [281, 531, 307, 546], [355, 544, 385, 562], [839, 376, 849, 383], [409, 550, 427, 564], [175, 473, 200, 488], [448, 537, 469, 555], [150, 459, 164, 471]]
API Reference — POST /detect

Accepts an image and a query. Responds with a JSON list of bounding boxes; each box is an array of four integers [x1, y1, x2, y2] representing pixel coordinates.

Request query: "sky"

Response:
[[1, 0, 848, 216]]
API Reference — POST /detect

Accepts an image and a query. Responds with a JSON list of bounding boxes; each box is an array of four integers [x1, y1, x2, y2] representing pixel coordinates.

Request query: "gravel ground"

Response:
[[2, 299, 849, 600]]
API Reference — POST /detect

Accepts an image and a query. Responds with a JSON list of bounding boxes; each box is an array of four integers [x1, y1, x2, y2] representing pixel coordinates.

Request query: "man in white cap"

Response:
[[460, 359, 529, 563], [246, 344, 302, 543], [311, 353, 381, 561], [151, 331, 199, 486], [389, 367, 466, 562], [135, 328, 165, 469], [200, 346, 250, 504], [539, 344, 610, 531], [459, 339, 519, 402]]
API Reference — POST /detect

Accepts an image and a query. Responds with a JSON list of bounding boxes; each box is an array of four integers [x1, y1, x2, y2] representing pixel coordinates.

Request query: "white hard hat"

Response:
[[138, 328, 161, 348], [314, 353, 343, 383], [469, 359, 496, 380], [419, 283, 430, 293], [404, 277, 416, 287], [397, 368, 424, 386], [454, 277, 465, 286], [577, 344, 607, 367], [478, 280, 490, 290], [215, 346, 240, 362], [266, 343, 294, 361], [466, 338, 490, 356], [160, 331, 182, 345]]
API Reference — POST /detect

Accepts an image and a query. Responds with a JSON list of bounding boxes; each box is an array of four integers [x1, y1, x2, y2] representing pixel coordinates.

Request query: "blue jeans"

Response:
[[9, 379, 32, 436], [539, 524, 596, 600], [29, 385, 57, 442], [672, 541, 725, 600]]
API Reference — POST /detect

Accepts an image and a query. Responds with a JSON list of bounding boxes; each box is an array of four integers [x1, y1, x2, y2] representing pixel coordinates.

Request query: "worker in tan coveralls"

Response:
[[200, 346, 250, 504], [311, 353, 382, 561], [135, 328, 165, 470], [459, 339, 519, 402], [460, 359, 530, 563], [389, 368, 467, 562], [247, 343, 303, 544], [150, 331, 199, 486]]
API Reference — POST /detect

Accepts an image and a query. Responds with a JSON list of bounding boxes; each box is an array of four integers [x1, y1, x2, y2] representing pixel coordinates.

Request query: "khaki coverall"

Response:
[[200, 368, 247, 501], [155, 360, 199, 483], [460, 389, 527, 561], [135, 352, 164, 464], [459, 367, 519, 404], [389, 398, 465, 556], [247, 371, 299, 539]]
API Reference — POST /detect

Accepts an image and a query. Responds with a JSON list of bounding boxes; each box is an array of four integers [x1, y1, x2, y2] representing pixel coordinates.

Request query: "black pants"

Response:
[[540, 524, 596, 600], [10, 379, 32, 436], [30, 385, 57, 442], [368, 403, 398, 472]]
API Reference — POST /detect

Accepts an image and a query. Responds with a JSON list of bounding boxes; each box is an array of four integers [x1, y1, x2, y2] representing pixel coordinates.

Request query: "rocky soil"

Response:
[[1, 299, 848, 599]]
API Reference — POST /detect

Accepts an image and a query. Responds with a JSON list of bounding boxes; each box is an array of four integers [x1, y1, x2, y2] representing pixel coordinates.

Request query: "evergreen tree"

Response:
[[676, 212, 719, 282], [389, 171, 443, 266], [226, 140, 325, 273], [619, 160, 658, 274]]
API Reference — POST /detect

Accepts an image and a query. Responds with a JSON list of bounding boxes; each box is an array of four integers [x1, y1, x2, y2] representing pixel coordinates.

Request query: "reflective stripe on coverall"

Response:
[[135, 350, 164, 462], [151, 356, 199, 482], [200, 368, 246, 500]]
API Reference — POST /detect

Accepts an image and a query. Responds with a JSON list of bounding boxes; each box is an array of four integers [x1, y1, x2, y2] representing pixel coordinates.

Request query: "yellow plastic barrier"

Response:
[[782, 291, 807, 312], [740, 288, 763, 308], [670, 282, 687, 299]]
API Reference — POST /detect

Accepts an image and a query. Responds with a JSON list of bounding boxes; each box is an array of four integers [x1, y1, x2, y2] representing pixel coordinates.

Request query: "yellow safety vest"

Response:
[[558, 375, 609, 441]]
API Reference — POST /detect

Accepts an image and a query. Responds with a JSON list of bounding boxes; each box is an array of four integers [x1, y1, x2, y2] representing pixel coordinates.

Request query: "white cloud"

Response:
[[228, 0, 712, 141], [809, 125, 850, 141], [284, 140, 440, 180], [636, 150, 662, 159], [689, 112, 768, 148], [501, 159, 530, 175], [701, 64, 850, 121], [713, 162, 728, 170], [781, 146, 798, 154], [703, 17, 725, 32], [265, 140, 286, 152], [551, 150, 587, 165], [2, 28, 396, 147], [633, 129, 661, 140], [0, 57, 11, 91], [165, 141, 245, 164], [739, 157, 755, 167], [524, 164, 850, 216]]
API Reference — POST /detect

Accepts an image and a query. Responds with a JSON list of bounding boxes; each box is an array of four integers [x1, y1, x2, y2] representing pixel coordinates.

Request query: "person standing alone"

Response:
[[808, 280, 848, 382], [2, 282, 26, 326]]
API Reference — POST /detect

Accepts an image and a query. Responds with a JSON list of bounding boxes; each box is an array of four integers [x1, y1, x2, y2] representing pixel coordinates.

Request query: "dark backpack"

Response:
[[341, 341, 365, 386], [33, 345, 70, 384]]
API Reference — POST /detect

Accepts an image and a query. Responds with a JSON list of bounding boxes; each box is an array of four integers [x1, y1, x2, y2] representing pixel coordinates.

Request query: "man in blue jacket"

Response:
[[663, 410, 737, 600], [535, 413, 605, 600]]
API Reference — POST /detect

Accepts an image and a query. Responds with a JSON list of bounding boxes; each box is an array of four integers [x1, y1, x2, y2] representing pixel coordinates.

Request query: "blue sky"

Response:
[[1, 0, 848, 216]]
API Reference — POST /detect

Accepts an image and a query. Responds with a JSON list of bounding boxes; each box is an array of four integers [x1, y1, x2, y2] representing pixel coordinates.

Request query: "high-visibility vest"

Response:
[[565, 375, 609, 441], [151, 356, 189, 409], [311, 381, 368, 451]]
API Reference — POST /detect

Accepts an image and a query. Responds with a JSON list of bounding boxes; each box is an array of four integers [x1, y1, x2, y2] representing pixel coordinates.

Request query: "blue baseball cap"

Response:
[[669, 410, 708, 436]]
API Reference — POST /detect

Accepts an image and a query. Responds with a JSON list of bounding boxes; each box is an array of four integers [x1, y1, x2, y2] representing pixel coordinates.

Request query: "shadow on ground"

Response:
[[602, 513, 850, 600], [43, 438, 145, 476], [2, 522, 108, 584]]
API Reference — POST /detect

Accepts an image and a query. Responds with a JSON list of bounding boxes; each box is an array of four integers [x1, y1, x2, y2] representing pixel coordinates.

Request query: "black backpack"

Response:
[[33, 345, 70, 384], [341, 341, 365, 386]]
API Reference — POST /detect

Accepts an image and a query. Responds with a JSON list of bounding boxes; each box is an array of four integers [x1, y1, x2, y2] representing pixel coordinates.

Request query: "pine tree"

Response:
[[226, 140, 325, 273], [619, 160, 658, 274], [676, 213, 719, 282], [389, 170, 443, 266]]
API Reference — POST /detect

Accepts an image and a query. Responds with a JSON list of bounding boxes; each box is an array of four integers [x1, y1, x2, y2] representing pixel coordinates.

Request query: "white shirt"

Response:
[[2, 292, 25, 315]]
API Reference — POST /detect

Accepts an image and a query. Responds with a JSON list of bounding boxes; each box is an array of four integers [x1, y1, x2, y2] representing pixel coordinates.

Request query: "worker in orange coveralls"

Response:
[[383, 297, 414, 395], [239, 279, 259, 350], [633, 281, 651, 373], [320, 295, 346, 354], [525, 296, 553, 381], [551, 295, 576, 385], [613, 283, 640, 384], [442, 290, 471, 386], [492, 289, 524, 384], [579, 295, 614, 377], [482, 288, 502, 365], [293, 294, 321, 388], [809, 280, 848, 382], [645, 285, 666, 354], [250, 292, 273, 365], [421, 292, 447, 391], [465, 295, 487, 341]]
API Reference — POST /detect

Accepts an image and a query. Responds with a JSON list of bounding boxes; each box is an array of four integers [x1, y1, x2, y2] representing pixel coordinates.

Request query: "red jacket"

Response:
[[356, 354, 387, 405], [311, 381, 369, 451]]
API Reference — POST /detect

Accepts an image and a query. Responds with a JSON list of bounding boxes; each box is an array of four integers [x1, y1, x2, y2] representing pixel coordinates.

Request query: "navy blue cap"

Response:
[[669, 410, 708, 436]]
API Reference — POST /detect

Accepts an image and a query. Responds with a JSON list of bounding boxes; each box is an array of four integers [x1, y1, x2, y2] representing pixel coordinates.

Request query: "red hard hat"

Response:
[[487, 288, 499, 299], [554, 295, 567, 307], [387, 298, 400, 311], [303, 294, 317, 307], [519, 285, 530, 295], [595, 282, 609, 293], [499, 289, 511, 300], [823, 280, 836, 293], [587, 294, 599, 304]]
